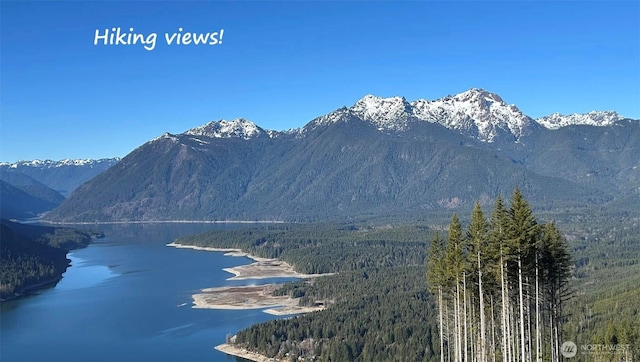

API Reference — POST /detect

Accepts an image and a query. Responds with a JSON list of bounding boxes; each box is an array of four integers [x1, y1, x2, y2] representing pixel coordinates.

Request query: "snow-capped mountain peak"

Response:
[[183, 118, 265, 140], [350, 95, 413, 130], [454, 88, 505, 105], [535, 111, 626, 130], [161, 89, 632, 146], [309, 89, 537, 141], [411, 88, 534, 142]]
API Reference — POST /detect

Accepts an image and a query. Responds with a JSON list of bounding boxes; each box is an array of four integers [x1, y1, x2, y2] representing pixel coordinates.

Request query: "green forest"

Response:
[[176, 190, 639, 362], [0, 219, 97, 300]]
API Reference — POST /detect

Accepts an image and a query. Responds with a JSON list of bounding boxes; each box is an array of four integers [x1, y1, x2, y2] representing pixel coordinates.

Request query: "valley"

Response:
[[1, 89, 638, 362], [3, 1, 638, 361]]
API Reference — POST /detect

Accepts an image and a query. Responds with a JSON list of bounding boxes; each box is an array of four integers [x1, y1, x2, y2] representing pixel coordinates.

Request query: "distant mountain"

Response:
[[535, 111, 626, 130], [0, 158, 120, 197], [311, 88, 539, 142], [508, 119, 640, 188], [0, 180, 64, 220], [183, 118, 270, 139], [412, 89, 539, 142], [44, 89, 639, 222], [0, 172, 65, 206]]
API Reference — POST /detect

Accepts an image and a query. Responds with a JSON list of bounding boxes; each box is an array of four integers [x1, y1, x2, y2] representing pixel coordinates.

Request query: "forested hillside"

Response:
[[238, 267, 438, 361], [0, 220, 98, 300], [177, 222, 438, 360], [562, 218, 640, 358], [45, 94, 639, 223], [176, 223, 430, 274]]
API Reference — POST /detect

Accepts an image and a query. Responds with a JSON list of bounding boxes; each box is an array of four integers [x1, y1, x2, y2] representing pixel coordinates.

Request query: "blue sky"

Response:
[[1, 1, 639, 162]]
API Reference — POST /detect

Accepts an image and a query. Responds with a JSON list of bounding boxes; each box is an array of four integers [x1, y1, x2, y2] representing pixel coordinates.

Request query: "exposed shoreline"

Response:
[[215, 342, 283, 362], [167, 241, 331, 362], [192, 284, 326, 315], [166, 242, 330, 314], [167, 242, 333, 281]]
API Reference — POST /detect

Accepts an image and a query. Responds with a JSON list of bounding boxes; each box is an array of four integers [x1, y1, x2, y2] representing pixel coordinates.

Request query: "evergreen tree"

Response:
[[488, 195, 510, 362], [427, 231, 446, 362], [508, 188, 539, 362], [467, 202, 488, 362], [539, 222, 572, 360], [445, 213, 465, 362]]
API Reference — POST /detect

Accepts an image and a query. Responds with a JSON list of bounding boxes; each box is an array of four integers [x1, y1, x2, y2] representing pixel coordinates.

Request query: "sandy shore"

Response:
[[215, 342, 283, 362], [167, 241, 331, 314], [221, 259, 330, 281], [193, 284, 325, 315], [167, 242, 251, 257], [169, 241, 329, 361], [167, 241, 331, 281]]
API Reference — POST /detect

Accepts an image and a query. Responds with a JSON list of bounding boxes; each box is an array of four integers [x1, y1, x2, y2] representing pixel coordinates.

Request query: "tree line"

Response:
[[427, 189, 572, 362], [175, 223, 431, 274]]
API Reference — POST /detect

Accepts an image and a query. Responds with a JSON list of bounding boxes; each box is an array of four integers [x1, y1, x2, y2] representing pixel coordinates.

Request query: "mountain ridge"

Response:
[[41, 88, 640, 222], [0, 158, 120, 198], [159, 89, 635, 144], [0, 158, 121, 168], [535, 110, 627, 129]]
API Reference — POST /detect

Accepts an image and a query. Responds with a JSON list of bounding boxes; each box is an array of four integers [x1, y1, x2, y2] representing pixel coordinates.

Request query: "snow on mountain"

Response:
[[0, 158, 120, 169], [159, 89, 632, 146], [307, 107, 352, 127], [184, 118, 266, 140], [150, 132, 181, 144], [535, 111, 626, 130], [351, 95, 413, 131], [314, 88, 536, 142], [411, 88, 535, 142]]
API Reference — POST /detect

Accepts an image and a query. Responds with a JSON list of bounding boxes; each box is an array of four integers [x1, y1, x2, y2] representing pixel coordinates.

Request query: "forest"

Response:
[[0, 219, 97, 300], [175, 190, 639, 361], [176, 223, 432, 274]]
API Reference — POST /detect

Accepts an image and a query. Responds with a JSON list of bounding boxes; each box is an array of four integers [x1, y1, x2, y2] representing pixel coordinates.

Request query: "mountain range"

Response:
[[0, 158, 120, 197], [0, 158, 120, 219], [44, 89, 639, 222]]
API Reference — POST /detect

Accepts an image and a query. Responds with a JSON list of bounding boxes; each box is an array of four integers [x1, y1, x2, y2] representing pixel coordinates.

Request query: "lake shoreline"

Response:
[[166, 243, 331, 313], [166, 242, 333, 281], [167, 240, 331, 362], [167, 242, 331, 314], [0, 275, 63, 303], [192, 284, 325, 315], [215, 342, 283, 362], [3, 223, 294, 362]]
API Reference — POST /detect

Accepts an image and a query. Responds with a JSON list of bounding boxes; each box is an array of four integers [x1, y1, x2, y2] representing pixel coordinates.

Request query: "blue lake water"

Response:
[[0, 223, 294, 362]]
